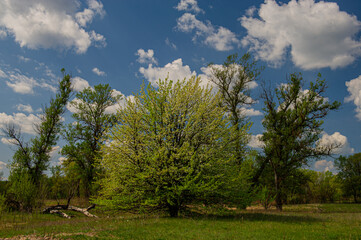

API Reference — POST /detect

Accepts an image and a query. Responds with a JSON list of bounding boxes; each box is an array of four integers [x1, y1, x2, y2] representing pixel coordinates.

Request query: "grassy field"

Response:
[[0, 203, 360, 239]]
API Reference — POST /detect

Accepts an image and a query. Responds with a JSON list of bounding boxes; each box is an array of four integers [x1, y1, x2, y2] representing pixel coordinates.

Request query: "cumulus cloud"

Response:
[[0, 112, 40, 135], [345, 75, 361, 120], [139, 58, 197, 87], [177, 13, 239, 51], [136, 49, 158, 65], [92, 67, 106, 76], [314, 159, 335, 172], [71, 76, 90, 92], [248, 134, 264, 149], [240, 0, 361, 69], [16, 104, 34, 113], [175, 0, 204, 14], [317, 132, 354, 155], [241, 107, 262, 117], [0, 0, 106, 54]]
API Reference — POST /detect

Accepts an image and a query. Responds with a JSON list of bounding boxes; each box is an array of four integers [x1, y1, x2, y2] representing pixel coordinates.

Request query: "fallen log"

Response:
[[49, 209, 72, 219], [43, 204, 98, 218]]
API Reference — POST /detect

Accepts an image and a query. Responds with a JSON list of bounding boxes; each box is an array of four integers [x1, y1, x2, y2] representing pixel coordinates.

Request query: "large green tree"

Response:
[[97, 77, 249, 217], [4, 69, 72, 186], [335, 153, 361, 203], [62, 84, 121, 197], [261, 73, 340, 210]]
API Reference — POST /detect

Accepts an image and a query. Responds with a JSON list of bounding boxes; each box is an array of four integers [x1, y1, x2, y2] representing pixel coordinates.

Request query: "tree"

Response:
[[261, 73, 340, 210], [209, 53, 262, 163], [335, 153, 361, 203], [3, 69, 72, 186], [62, 84, 121, 197], [97, 77, 248, 217]]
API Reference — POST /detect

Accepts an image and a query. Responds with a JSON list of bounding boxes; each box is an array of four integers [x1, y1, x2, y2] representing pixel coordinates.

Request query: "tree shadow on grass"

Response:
[[180, 210, 321, 223]]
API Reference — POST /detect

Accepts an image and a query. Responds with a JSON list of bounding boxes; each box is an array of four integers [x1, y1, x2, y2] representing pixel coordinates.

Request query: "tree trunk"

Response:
[[353, 193, 358, 203], [168, 204, 179, 218], [274, 171, 283, 211]]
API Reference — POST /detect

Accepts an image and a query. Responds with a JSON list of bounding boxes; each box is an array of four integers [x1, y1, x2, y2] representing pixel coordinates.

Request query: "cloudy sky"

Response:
[[0, 0, 360, 177]]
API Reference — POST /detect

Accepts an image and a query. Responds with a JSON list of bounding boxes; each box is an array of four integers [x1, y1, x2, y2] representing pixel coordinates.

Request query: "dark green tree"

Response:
[[4, 69, 72, 186], [62, 84, 121, 197], [335, 153, 361, 203], [209, 53, 262, 163], [261, 73, 340, 210]]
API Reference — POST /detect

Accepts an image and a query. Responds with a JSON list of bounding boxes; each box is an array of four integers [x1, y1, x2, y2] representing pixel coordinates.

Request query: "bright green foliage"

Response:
[[7, 168, 37, 212], [97, 77, 249, 217], [312, 171, 341, 203], [4, 70, 72, 186], [261, 73, 340, 210], [62, 84, 122, 197], [335, 153, 361, 203]]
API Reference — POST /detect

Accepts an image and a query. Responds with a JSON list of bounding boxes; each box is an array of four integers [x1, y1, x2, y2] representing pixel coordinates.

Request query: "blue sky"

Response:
[[0, 0, 361, 178]]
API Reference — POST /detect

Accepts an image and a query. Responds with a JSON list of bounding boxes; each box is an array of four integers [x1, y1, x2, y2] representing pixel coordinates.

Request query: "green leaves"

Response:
[[62, 84, 121, 197], [261, 72, 340, 210], [97, 77, 248, 216]]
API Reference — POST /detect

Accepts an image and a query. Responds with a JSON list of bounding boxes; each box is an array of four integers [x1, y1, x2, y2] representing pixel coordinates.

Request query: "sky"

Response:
[[0, 0, 361, 178]]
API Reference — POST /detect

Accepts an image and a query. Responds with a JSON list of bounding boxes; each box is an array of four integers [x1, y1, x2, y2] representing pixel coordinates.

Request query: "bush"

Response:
[[7, 169, 37, 212]]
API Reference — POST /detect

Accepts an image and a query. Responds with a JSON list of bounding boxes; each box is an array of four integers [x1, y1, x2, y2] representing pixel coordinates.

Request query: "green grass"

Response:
[[0, 204, 360, 239]]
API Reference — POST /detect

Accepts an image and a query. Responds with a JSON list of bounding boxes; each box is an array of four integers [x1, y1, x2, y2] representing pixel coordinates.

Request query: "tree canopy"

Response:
[[97, 77, 249, 217], [62, 84, 122, 197], [261, 73, 340, 210]]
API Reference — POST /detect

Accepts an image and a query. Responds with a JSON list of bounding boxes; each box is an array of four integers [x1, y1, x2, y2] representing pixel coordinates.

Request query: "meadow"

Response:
[[1, 202, 360, 240]]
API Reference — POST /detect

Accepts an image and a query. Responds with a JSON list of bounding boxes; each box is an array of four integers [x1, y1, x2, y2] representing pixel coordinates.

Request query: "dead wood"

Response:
[[43, 204, 98, 218]]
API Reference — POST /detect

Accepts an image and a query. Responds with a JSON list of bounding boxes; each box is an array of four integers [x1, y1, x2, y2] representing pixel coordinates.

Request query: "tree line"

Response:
[[0, 54, 360, 217]]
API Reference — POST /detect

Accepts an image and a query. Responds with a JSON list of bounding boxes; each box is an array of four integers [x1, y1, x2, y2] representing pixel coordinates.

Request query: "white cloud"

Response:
[[104, 94, 134, 114], [241, 107, 262, 117], [139, 58, 197, 87], [165, 38, 177, 50], [71, 76, 90, 92], [58, 157, 67, 165], [177, 13, 239, 51], [0, 69, 7, 78], [18, 55, 31, 62], [0, 0, 106, 54], [240, 0, 361, 69], [136, 49, 158, 65], [0, 29, 7, 39], [314, 160, 335, 172], [92, 67, 106, 76], [317, 132, 354, 155], [0, 112, 40, 135], [0, 161, 6, 170], [1, 137, 18, 145], [6, 72, 56, 94], [175, 0, 204, 14], [49, 146, 61, 158], [248, 134, 264, 149], [345, 75, 361, 120], [16, 104, 34, 113]]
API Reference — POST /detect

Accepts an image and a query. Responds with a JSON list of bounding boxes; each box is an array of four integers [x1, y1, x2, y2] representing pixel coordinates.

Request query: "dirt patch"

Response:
[[1, 234, 58, 240], [2, 232, 96, 240]]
